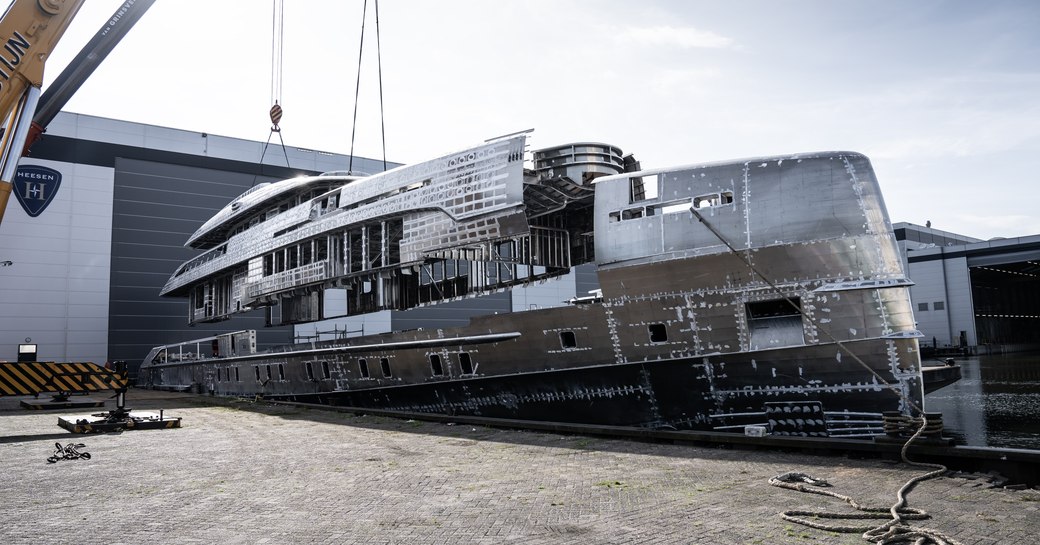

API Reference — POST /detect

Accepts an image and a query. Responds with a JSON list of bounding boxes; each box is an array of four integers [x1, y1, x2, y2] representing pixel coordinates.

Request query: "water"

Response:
[[924, 351, 1040, 450]]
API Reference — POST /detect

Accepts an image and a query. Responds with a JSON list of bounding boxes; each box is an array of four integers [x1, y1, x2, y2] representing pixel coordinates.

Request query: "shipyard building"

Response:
[[895, 223, 1040, 354], [0, 113, 1036, 372]]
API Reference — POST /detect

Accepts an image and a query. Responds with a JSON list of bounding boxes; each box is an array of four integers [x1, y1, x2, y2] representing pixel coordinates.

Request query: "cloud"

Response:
[[616, 25, 735, 49], [949, 214, 1040, 239]]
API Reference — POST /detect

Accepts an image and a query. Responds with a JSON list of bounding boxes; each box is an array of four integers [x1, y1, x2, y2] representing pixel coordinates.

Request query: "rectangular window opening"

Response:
[[306, 361, 314, 380], [560, 330, 577, 349], [235, 367, 240, 382], [458, 352, 473, 375], [287, 246, 299, 269], [254, 366, 261, 382], [933, 301, 945, 311], [661, 202, 690, 215], [693, 191, 735, 209], [746, 297, 805, 350], [430, 354, 443, 376], [621, 208, 644, 220], [918, 302, 929, 312], [278, 364, 285, 381], [380, 358, 392, 378], [648, 323, 668, 343], [321, 360, 331, 379], [358, 358, 370, 378]]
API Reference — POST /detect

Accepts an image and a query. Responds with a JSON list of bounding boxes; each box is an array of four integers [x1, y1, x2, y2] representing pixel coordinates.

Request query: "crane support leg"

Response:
[[57, 381, 182, 434]]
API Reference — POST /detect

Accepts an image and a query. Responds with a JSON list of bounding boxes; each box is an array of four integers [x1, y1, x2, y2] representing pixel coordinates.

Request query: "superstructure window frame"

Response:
[[693, 191, 734, 209]]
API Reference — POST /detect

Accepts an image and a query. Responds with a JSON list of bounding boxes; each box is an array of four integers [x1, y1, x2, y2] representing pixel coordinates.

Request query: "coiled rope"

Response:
[[770, 420, 963, 544]]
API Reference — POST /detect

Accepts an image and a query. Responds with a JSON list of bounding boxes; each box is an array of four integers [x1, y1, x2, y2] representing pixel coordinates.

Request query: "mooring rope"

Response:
[[770, 420, 963, 545]]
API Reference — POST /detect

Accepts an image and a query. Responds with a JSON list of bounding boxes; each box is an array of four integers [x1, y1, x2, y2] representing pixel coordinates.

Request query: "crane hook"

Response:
[[269, 102, 283, 133]]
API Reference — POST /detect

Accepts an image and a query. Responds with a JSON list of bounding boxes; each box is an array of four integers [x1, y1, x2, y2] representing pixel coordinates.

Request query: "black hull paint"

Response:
[[259, 339, 920, 433]]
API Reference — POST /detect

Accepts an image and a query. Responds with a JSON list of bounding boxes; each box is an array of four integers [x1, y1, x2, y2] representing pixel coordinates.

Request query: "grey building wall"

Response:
[[906, 255, 975, 348], [0, 159, 114, 364], [944, 256, 976, 348], [907, 259, 953, 346]]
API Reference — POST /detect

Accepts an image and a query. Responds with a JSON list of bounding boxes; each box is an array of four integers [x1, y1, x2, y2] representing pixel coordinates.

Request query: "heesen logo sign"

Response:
[[14, 165, 62, 217]]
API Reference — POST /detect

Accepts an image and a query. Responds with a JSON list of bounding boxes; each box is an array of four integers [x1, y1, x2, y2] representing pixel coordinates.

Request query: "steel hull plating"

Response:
[[141, 324, 919, 436], [283, 339, 917, 430]]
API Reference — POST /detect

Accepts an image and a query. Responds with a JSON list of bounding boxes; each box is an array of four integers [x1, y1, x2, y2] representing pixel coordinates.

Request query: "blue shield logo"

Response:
[[14, 165, 62, 217]]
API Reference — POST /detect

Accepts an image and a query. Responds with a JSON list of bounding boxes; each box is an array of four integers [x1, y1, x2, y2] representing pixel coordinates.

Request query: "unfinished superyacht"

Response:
[[140, 133, 925, 437]]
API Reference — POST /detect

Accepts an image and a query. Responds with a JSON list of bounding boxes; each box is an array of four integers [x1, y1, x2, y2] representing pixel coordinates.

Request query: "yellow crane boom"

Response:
[[0, 0, 83, 227]]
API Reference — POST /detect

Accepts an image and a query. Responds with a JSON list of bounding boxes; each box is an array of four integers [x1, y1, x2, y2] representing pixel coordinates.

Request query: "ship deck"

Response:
[[1, 388, 1036, 544]]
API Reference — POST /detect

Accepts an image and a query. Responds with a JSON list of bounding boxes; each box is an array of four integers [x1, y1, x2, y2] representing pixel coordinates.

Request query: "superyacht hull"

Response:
[[281, 339, 918, 434], [141, 136, 929, 437], [140, 310, 919, 436]]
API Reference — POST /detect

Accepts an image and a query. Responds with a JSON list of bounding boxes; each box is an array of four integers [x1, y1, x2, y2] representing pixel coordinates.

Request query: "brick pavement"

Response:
[[1, 389, 1036, 545]]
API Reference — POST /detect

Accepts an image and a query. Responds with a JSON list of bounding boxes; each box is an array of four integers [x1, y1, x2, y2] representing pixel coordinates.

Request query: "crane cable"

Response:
[[258, 0, 291, 172], [348, 0, 388, 174]]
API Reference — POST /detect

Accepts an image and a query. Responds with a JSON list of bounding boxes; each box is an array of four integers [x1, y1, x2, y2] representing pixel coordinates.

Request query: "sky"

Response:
[[39, 0, 1040, 240]]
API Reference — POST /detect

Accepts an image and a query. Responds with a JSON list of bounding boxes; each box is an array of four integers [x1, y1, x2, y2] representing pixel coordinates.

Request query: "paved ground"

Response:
[[1, 389, 1037, 545]]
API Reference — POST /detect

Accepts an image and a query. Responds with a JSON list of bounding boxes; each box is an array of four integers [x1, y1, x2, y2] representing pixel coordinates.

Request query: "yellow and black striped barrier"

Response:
[[0, 361, 129, 397]]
